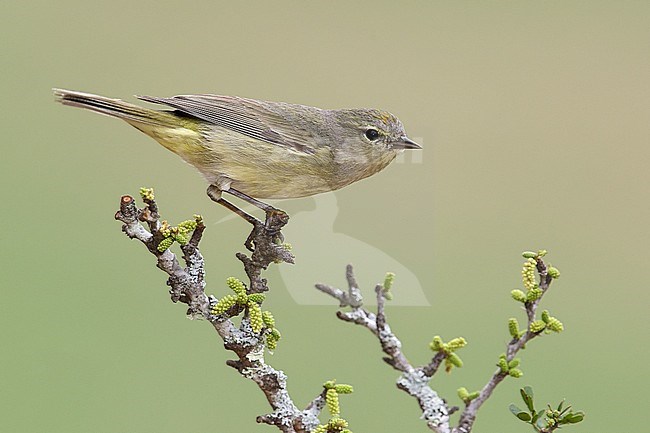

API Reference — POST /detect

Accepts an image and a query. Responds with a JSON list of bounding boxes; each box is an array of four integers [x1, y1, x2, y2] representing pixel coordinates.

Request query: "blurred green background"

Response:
[[1, 1, 648, 432]]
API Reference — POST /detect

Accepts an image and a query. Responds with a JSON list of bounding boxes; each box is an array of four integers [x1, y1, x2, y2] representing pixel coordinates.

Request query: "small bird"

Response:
[[54, 89, 421, 225]]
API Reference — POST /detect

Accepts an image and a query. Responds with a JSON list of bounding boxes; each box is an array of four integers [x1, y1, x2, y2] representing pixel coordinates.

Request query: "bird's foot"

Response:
[[244, 207, 289, 252]]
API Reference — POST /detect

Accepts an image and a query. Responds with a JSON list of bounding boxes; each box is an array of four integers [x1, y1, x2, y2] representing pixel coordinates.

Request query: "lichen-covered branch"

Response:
[[317, 253, 562, 433], [116, 189, 568, 432], [114, 191, 319, 433], [316, 265, 452, 433]]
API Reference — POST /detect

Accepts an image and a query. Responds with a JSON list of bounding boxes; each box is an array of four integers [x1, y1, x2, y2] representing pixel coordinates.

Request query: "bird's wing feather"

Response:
[[136, 94, 317, 154]]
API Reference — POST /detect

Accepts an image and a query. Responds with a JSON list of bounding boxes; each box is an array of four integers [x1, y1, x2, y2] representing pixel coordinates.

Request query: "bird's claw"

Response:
[[243, 208, 289, 252]]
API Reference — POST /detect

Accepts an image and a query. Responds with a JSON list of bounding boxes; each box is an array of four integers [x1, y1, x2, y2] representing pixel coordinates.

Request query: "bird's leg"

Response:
[[207, 185, 259, 250], [224, 188, 275, 212], [206, 185, 258, 225], [224, 188, 289, 237], [225, 188, 289, 224], [206, 185, 289, 251]]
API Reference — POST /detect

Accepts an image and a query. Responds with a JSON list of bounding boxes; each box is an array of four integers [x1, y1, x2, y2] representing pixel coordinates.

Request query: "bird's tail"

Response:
[[53, 88, 177, 128]]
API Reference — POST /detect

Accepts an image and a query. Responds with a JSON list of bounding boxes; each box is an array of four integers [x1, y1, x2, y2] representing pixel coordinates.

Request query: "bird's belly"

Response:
[[193, 134, 340, 199], [188, 129, 395, 199], [230, 173, 339, 199]]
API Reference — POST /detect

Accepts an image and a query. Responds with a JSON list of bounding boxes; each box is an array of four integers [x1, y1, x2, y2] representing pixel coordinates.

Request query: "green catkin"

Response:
[[266, 331, 280, 350], [177, 219, 197, 232], [139, 187, 155, 201], [329, 418, 348, 429], [247, 293, 266, 304], [173, 232, 189, 245], [226, 277, 246, 295], [335, 384, 353, 394], [383, 272, 395, 290], [248, 302, 263, 333], [497, 355, 509, 373], [511, 289, 527, 302], [546, 317, 564, 333], [429, 336, 444, 351], [530, 320, 547, 333], [447, 337, 467, 351], [157, 237, 174, 252], [326, 388, 340, 416], [508, 318, 520, 338], [262, 311, 275, 328], [522, 258, 537, 291], [526, 287, 543, 302], [211, 294, 238, 315]]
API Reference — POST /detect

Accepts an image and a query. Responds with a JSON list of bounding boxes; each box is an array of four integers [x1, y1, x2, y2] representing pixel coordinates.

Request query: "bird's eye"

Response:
[[364, 128, 380, 141]]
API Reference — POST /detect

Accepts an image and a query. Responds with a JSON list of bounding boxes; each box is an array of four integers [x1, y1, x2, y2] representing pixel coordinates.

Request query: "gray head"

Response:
[[332, 108, 421, 151]]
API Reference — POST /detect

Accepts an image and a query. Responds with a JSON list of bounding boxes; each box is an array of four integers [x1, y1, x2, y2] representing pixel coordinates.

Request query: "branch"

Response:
[[114, 192, 320, 433], [453, 257, 554, 433], [317, 256, 561, 433], [316, 265, 452, 433]]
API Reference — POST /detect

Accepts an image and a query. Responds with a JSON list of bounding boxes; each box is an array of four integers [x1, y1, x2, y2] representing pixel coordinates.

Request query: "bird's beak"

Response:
[[393, 136, 422, 150]]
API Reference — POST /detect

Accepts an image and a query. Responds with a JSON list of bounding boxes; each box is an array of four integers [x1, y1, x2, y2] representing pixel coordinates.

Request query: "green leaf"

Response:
[[522, 386, 533, 397], [561, 412, 585, 424], [509, 404, 532, 422], [518, 412, 532, 422], [520, 386, 535, 412]]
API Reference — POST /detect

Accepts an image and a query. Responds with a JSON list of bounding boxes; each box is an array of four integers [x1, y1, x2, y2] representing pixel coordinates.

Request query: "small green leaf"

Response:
[[383, 272, 395, 290], [511, 289, 527, 303], [561, 412, 585, 424], [509, 404, 531, 422], [520, 387, 535, 412]]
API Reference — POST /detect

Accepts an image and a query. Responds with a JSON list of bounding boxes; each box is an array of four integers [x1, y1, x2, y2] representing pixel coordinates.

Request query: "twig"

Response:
[[317, 258, 557, 433], [453, 257, 553, 433], [315, 265, 451, 433], [114, 193, 319, 433]]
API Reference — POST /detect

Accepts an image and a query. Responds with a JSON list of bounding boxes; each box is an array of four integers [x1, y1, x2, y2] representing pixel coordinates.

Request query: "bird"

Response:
[[54, 89, 421, 228]]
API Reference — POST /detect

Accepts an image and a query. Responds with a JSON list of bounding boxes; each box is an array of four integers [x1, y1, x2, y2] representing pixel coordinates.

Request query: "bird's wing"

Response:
[[136, 94, 317, 154]]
